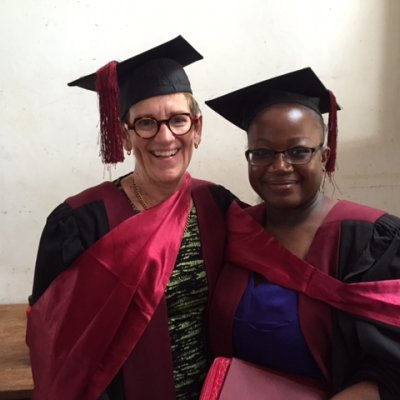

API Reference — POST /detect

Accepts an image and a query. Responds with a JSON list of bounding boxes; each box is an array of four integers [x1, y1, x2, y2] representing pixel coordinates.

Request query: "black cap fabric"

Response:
[[68, 35, 203, 118], [205, 67, 339, 131]]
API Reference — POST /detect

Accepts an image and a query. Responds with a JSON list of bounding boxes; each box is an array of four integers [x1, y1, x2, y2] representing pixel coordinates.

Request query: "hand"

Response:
[[330, 381, 379, 400]]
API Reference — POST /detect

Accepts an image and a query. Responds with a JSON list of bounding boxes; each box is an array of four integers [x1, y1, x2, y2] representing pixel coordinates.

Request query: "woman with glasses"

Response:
[[202, 68, 400, 399], [27, 36, 235, 400]]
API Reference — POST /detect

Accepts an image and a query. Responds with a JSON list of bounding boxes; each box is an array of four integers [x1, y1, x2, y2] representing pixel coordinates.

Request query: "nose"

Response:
[[268, 153, 292, 172], [154, 121, 175, 142]]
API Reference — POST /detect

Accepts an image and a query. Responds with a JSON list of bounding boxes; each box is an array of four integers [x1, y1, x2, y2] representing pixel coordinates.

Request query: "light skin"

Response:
[[247, 103, 379, 399], [121, 92, 202, 208]]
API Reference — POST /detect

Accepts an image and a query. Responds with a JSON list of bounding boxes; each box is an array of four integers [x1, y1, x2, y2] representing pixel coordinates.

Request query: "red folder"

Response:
[[200, 357, 329, 400]]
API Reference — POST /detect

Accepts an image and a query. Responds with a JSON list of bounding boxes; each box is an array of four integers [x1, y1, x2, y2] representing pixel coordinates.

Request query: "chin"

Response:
[[262, 194, 303, 210], [156, 170, 186, 185]]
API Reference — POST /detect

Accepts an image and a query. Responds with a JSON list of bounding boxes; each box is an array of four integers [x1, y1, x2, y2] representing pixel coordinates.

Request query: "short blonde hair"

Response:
[[184, 92, 201, 116]]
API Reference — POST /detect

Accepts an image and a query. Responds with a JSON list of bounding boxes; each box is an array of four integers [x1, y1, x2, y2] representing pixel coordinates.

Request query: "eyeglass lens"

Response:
[[133, 114, 193, 138], [247, 145, 321, 165]]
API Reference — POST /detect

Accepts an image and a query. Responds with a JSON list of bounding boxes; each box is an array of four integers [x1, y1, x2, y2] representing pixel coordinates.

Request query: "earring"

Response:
[[127, 150, 131, 156], [194, 143, 199, 149]]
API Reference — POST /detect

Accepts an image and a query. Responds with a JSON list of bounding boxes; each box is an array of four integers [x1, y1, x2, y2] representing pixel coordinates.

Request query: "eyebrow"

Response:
[[250, 138, 312, 148], [131, 110, 190, 120]]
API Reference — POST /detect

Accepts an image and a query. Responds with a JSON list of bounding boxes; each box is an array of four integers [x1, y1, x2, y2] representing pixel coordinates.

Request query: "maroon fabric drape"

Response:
[[27, 174, 192, 399], [225, 201, 400, 327]]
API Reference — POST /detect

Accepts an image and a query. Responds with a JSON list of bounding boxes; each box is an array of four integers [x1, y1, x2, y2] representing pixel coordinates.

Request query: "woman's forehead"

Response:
[[128, 93, 190, 117], [248, 105, 324, 145], [251, 103, 322, 127]]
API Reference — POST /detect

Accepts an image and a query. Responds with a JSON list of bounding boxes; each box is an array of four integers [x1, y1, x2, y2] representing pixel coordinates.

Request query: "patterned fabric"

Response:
[[166, 207, 209, 399]]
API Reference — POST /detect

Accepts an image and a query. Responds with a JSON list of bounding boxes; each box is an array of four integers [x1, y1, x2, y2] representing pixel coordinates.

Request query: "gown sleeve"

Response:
[[29, 197, 127, 399], [333, 214, 400, 399], [208, 184, 244, 213], [29, 200, 110, 306]]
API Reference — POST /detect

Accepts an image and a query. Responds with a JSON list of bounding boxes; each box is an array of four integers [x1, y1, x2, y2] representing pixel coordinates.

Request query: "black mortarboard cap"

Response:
[[206, 67, 340, 173], [68, 35, 202, 118], [68, 35, 203, 164]]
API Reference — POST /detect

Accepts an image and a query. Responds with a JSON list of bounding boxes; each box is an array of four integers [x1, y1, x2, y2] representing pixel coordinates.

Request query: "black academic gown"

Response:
[[29, 177, 235, 399], [208, 199, 400, 400]]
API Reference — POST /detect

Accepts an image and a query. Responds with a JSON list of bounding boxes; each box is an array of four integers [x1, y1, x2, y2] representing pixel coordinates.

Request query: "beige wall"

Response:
[[1, 0, 399, 303]]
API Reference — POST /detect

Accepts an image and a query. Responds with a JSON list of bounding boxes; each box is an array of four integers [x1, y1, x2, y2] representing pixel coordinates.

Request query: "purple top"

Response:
[[233, 272, 323, 380]]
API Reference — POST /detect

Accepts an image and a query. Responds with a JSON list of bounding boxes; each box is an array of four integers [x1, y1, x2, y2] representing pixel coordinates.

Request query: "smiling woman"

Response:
[[121, 93, 202, 207], [246, 103, 329, 212], [26, 36, 236, 400], [203, 67, 400, 400]]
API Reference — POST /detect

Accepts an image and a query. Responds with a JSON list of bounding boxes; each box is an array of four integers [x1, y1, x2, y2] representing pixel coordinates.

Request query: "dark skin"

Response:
[[263, 191, 334, 259], [247, 103, 335, 259], [247, 103, 379, 400]]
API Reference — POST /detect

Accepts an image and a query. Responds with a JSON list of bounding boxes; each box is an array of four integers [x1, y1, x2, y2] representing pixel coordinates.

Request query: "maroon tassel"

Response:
[[95, 61, 125, 164], [326, 90, 338, 175]]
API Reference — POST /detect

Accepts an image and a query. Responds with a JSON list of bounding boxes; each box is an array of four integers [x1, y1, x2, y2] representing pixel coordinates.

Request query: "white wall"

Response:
[[1, 0, 399, 303]]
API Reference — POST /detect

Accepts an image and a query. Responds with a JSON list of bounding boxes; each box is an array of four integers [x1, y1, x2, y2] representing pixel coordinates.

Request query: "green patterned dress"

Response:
[[165, 206, 209, 399]]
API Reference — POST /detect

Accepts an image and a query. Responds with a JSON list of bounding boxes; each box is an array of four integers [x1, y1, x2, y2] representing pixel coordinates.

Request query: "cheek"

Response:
[[300, 164, 324, 189], [181, 135, 195, 155], [131, 138, 147, 158], [248, 165, 263, 189]]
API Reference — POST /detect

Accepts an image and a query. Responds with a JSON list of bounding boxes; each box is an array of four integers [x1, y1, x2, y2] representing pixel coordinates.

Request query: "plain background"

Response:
[[1, 0, 399, 303]]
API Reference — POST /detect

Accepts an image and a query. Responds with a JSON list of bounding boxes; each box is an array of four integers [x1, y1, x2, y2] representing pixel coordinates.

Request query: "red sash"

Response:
[[27, 173, 192, 399], [226, 201, 400, 327]]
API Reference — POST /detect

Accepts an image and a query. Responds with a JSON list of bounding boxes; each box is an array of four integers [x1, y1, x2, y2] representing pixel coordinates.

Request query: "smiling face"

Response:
[[247, 103, 329, 210], [123, 92, 202, 188]]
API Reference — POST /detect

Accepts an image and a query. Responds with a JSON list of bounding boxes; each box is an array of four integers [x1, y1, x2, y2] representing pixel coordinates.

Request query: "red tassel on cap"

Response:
[[326, 90, 338, 175], [95, 61, 125, 164]]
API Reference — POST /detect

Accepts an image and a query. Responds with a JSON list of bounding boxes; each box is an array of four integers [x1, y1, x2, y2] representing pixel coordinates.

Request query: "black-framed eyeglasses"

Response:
[[245, 143, 324, 166], [126, 113, 198, 139]]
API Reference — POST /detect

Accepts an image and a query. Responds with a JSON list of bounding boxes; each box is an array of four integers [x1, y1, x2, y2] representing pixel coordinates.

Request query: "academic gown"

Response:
[[27, 175, 235, 400], [208, 199, 400, 399]]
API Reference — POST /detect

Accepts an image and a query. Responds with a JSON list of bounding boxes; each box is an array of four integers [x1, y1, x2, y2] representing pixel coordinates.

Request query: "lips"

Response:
[[151, 149, 179, 158], [268, 180, 298, 185], [264, 179, 299, 191]]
